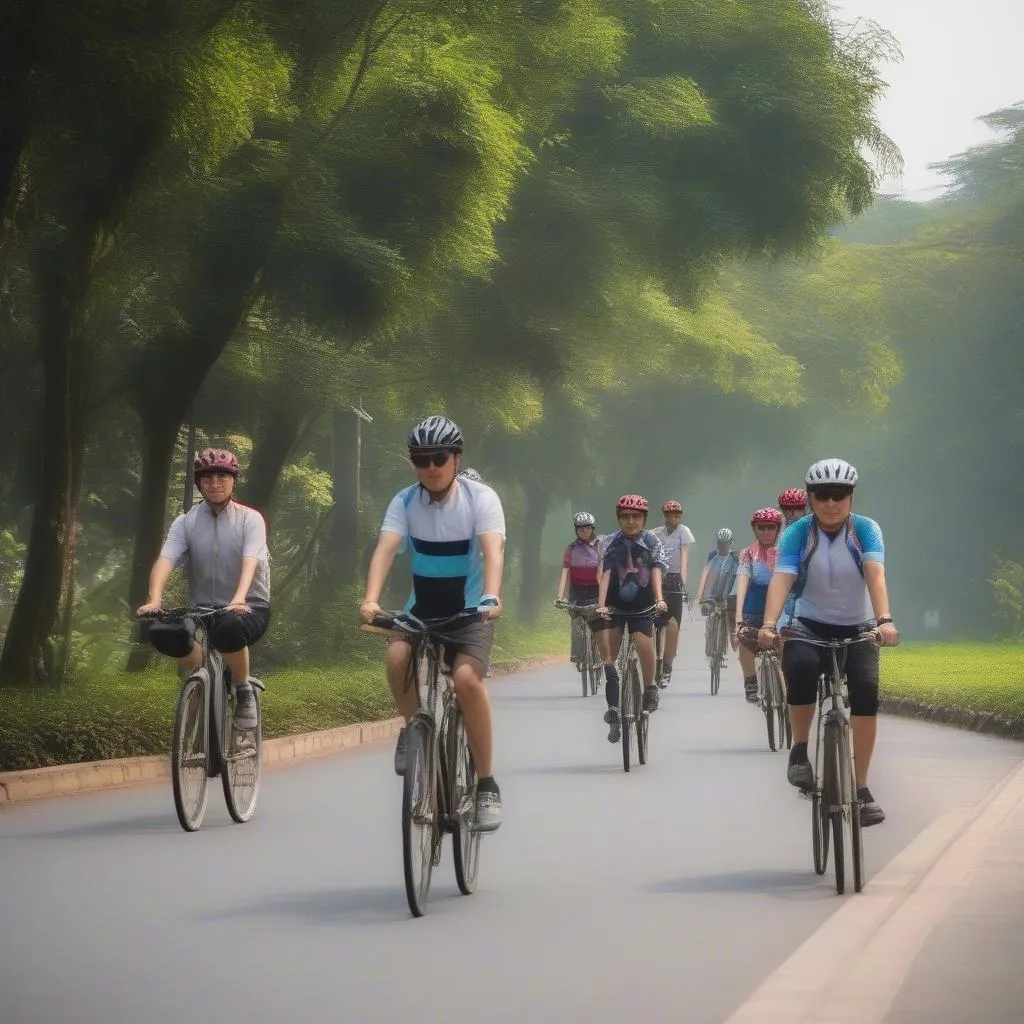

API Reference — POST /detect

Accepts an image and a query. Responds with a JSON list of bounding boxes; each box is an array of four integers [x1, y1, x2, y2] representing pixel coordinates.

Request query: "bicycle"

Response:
[[702, 599, 729, 696], [782, 628, 880, 895], [604, 605, 657, 773], [140, 606, 265, 832], [738, 627, 791, 752], [364, 609, 486, 918], [654, 586, 686, 688], [556, 600, 602, 697]]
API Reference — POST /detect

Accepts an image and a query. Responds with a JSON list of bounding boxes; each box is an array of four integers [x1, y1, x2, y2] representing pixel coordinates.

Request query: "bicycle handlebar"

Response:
[[780, 629, 882, 649], [363, 609, 485, 636], [134, 605, 222, 622]]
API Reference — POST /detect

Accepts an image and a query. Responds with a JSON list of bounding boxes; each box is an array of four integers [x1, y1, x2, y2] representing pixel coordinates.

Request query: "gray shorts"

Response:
[[392, 620, 496, 675]]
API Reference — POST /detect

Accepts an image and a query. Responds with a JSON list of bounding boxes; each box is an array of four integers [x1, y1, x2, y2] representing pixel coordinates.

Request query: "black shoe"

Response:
[[603, 707, 621, 743], [657, 666, 671, 689], [858, 787, 886, 826], [787, 745, 814, 790], [744, 678, 759, 704], [642, 686, 660, 712]]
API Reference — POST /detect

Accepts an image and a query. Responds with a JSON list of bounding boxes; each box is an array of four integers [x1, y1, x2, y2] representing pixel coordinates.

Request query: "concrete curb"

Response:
[[0, 653, 567, 807], [881, 694, 1024, 741]]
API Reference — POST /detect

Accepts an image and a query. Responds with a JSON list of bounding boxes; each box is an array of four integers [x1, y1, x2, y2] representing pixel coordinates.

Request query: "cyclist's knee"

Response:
[[385, 638, 413, 672], [451, 656, 486, 691]]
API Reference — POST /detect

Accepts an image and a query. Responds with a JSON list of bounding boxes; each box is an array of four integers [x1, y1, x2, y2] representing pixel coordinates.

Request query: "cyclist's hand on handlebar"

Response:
[[136, 601, 162, 617], [595, 605, 611, 619], [877, 621, 899, 647], [757, 626, 778, 650], [655, 599, 668, 613], [479, 595, 503, 621], [553, 597, 568, 608], [360, 600, 382, 623]]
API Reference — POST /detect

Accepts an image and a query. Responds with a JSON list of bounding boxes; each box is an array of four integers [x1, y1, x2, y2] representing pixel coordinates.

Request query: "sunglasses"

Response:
[[810, 486, 853, 503], [410, 452, 452, 468]]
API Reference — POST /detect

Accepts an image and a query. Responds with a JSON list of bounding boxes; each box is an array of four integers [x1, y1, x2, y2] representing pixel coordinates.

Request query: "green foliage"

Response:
[[989, 561, 1024, 640]]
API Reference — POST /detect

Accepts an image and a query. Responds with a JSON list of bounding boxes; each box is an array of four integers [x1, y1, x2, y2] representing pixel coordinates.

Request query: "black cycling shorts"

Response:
[[782, 617, 880, 716], [148, 605, 271, 658]]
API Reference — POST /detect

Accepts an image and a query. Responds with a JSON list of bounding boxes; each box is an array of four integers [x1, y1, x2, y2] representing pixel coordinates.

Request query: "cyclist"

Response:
[[697, 528, 739, 618], [733, 507, 783, 703], [360, 416, 506, 832], [594, 495, 669, 741], [778, 487, 809, 526], [759, 459, 898, 827], [459, 467, 484, 482], [555, 512, 602, 663], [136, 448, 271, 730], [650, 499, 694, 685]]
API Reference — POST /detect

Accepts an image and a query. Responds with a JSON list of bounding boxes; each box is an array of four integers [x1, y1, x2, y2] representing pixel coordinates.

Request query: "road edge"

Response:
[[881, 694, 1023, 741], [0, 653, 568, 807]]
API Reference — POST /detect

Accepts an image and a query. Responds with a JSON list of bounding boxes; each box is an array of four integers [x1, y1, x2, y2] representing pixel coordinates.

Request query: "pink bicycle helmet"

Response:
[[661, 500, 683, 513], [751, 507, 783, 526], [194, 448, 240, 477], [616, 494, 649, 513], [778, 487, 808, 509]]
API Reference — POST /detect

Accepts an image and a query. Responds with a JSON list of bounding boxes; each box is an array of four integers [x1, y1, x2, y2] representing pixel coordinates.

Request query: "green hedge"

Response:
[[881, 642, 1024, 722], [0, 612, 569, 771]]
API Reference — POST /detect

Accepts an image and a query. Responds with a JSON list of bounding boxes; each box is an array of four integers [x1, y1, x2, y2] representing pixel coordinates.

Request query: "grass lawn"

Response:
[[0, 611, 570, 772], [882, 642, 1024, 723]]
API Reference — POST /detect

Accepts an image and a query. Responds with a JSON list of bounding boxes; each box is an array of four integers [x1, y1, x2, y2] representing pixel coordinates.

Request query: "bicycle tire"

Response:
[[573, 617, 589, 697], [824, 721, 845, 894], [222, 688, 262, 824], [590, 631, 602, 695], [637, 702, 649, 766], [447, 707, 481, 896], [621, 659, 638, 773], [172, 675, 209, 833], [402, 718, 436, 917], [760, 659, 778, 751], [812, 791, 829, 875], [710, 657, 721, 696]]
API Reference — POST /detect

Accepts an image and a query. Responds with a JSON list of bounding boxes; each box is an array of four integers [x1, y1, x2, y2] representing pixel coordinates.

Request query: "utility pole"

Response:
[[182, 420, 196, 512], [328, 400, 373, 582]]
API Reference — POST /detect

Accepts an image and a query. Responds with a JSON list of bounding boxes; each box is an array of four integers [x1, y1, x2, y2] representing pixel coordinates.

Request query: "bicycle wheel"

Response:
[[572, 617, 588, 697], [222, 687, 262, 823], [637, 689, 649, 765], [621, 660, 638, 773], [589, 631, 602, 695], [812, 789, 830, 875], [402, 718, 437, 917], [447, 707, 481, 896], [760, 659, 778, 751], [823, 721, 845, 895], [172, 675, 209, 832]]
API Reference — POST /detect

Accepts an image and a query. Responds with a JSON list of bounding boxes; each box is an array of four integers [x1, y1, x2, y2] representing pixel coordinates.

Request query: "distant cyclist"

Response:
[[778, 487, 808, 526], [555, 511, 602, 662], [360, 416, 506, 832], [594, 495, 669, 741], [650, 500, 694, 686], [759, 458, 898, 827], [734, 507, 783, 703], [697, 528, 739, 620]]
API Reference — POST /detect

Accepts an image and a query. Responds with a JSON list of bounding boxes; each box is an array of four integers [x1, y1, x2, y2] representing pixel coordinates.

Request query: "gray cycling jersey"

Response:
[[160, 500, 271, 606]]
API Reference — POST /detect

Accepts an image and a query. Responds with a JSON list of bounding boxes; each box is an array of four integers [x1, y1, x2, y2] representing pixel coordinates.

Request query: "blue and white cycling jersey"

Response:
[[776, 514, 884, 626], [381, 479, 506, 619]]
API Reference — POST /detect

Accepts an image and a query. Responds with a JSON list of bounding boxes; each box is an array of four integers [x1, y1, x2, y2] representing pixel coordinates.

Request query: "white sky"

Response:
[[834, 0, 1024, 197]]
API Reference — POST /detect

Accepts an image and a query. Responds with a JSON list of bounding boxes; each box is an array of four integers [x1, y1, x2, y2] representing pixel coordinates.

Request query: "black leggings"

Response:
[[782, 618, 880, 716]]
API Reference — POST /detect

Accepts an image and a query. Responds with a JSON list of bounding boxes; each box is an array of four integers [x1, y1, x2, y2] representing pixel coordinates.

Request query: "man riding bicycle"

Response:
[[136, 448, 271, 730], [650, 499, 694, 685], [595, 495, 669, 742], [697, 528, 739, 621], [759, 459, 899, 827], [555, 511, 602, 663], [360, 416, 506, 832]]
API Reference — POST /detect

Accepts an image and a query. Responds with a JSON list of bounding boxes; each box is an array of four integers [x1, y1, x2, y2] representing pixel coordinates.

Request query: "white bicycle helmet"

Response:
[[716, 528, 733, 542], [573, 511, 596, 527], [458, 467, 483, 482], [805, 458, 858, 487], [408, 415, 463, 452]]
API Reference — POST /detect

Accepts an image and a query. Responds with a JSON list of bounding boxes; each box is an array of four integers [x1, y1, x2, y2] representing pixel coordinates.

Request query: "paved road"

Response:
[[2, 625, 1021, 1024]]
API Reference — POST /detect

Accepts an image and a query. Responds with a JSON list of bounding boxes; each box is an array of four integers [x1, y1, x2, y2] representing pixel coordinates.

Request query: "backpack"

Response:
[[792, 517, 864, 599]]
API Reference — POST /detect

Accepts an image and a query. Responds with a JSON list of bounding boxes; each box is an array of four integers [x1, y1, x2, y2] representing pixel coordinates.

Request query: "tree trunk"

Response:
[[0, 251, 92, 685], [244, 407, 305, 519], [517, 482, 550, 621], [124, 412, 181, 672]]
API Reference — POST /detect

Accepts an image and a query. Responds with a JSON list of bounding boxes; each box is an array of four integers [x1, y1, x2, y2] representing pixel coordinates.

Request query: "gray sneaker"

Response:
[[475, 786, 502, 833], [233, 682, 258, 731], [603, 707, 621, 743], [394, 727, 408, 776], [642, 686, 660, 712], [858, 787, 886, 827]]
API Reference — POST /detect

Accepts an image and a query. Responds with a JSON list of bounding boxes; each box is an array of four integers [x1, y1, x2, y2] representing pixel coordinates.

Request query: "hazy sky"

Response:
[[834, 0, 1024, 197]]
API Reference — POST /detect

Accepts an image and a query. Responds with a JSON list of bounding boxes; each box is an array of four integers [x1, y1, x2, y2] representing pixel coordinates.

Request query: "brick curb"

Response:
[[881, 694, 1024, 741], [0, 653, 568, 807]]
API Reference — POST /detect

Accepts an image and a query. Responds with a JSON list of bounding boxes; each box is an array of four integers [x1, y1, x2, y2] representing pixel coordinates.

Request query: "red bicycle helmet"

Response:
[[751, 507, 783, 526], [661, 500, 683, 513], [194, 448, 240, 477], [778, 487, 808, 509], [616, 494, 649, 513]]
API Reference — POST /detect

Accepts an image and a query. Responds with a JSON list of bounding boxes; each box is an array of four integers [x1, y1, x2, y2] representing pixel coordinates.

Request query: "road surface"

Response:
[[2, 625, 1021, 1023]]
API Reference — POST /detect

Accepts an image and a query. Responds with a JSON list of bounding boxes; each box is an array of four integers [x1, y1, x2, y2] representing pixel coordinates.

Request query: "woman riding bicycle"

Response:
[[594, 495, 668, 742], [733, 508, 783, 703], [555, 511, 603, 665], [758, 459, 899, 827]]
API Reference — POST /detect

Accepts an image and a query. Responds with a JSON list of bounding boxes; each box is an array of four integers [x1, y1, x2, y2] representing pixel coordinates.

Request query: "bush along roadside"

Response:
[[880, 642, 1024, 740]]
